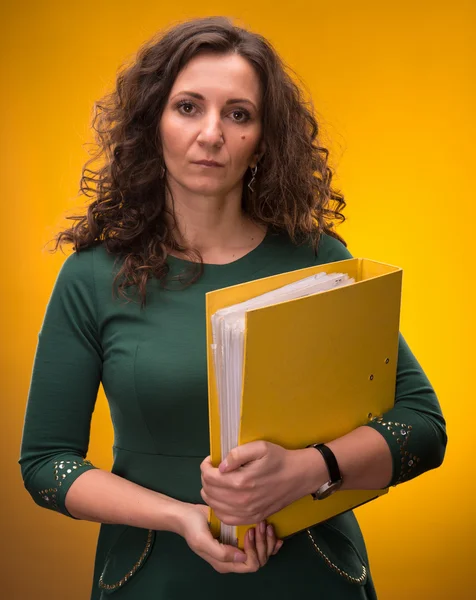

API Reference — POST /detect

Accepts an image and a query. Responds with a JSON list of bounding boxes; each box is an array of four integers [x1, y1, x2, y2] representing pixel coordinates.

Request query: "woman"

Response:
[[19, 16, 447, 599]]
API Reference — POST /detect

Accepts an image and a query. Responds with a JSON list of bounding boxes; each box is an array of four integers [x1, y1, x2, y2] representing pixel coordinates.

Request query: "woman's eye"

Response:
[[176, 101, 196, 114], [231, 109, 251, 123]]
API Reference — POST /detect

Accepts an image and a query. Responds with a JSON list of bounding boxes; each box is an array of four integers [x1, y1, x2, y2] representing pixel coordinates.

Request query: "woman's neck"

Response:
[[165, 185, 266, 262]]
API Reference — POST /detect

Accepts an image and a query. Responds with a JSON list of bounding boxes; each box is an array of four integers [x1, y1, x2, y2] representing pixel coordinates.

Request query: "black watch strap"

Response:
[[310, 443, 341, 483]]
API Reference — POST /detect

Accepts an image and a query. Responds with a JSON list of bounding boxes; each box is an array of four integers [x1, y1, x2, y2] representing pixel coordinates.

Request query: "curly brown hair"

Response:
[[54, 16, 347, 305]]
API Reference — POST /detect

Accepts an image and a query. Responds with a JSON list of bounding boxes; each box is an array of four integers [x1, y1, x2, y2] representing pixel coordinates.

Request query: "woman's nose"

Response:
[[197, 114, 224, 147]]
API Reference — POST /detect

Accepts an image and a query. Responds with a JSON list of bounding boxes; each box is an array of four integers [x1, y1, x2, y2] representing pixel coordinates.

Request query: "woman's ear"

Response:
[[258, 138, 266, 161], [251, 140, 266, 168]]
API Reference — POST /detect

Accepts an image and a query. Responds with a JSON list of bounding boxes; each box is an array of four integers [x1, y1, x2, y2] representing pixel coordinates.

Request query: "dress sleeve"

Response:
[[318, 233, 448, 486], [19, 249, 102, 518]]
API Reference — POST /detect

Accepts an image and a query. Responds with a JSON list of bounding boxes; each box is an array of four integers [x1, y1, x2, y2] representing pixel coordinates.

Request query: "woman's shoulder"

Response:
[[59, 244, 116, 276], [315, 232, 353, 264], [54, 245, 117, 296], [269, 229, 353, 270]]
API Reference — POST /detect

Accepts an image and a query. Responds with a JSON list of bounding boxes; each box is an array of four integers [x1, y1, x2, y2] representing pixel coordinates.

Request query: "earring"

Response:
[[159, 165, 165, 179], [248, 165, 258, 193]]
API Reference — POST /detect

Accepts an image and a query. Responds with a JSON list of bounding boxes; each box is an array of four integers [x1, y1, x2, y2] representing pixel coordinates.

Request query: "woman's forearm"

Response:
[[297, 426, 393, 496], [65, 468, 190, 535]]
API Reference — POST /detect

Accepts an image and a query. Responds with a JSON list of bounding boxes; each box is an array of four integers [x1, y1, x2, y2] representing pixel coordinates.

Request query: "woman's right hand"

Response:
[[179, 503, 283, 573]]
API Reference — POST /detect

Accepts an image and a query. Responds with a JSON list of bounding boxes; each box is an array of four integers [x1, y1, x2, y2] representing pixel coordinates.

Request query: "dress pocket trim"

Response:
[[306, 525, 368, 585], [98, 527, 155, 594]]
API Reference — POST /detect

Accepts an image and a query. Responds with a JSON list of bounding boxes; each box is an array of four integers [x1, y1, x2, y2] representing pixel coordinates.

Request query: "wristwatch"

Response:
[[308, 443, 343, 500]]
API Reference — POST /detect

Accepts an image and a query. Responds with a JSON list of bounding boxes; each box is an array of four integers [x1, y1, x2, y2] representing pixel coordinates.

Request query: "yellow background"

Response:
[[2, 0, 474, 597]]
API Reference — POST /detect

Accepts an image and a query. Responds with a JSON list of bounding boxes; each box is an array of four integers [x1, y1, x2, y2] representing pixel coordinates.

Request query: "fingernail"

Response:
[[218, 461, 228, 473], [260, 521, 266, 534], [249, 528, 255, 541], [234, 552, 247, 563], [267, 525, 274, 537]]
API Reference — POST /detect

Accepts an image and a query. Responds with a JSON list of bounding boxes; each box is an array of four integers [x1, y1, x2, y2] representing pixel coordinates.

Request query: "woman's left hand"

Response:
[[200, 441, 311, 526]]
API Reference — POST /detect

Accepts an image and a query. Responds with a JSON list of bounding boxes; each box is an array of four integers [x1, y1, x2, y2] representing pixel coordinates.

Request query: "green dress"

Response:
[[19, 230, 447, 599]]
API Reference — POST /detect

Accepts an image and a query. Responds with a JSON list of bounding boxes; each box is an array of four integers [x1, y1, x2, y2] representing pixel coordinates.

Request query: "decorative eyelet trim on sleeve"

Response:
[[98, 529, 154, 591], [306, 529, 367, 585], [38, 488, 59, 511], [370, 416, 420, 484], [54, 459, 94, 487]]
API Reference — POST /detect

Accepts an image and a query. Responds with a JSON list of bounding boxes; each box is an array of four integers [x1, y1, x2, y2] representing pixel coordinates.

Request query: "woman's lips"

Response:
[[192, 161, 224, 167]]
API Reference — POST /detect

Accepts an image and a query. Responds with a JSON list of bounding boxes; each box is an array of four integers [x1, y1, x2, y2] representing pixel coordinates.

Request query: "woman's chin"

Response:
[[184, 182, 233, 197]]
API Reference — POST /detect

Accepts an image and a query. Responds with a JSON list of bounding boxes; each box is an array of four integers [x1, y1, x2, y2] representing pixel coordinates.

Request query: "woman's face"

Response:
[[159, 52, 264, 197]]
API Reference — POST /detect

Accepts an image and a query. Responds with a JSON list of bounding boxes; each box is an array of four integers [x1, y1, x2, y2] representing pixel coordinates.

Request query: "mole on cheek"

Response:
[[241, 135, 246, 140]]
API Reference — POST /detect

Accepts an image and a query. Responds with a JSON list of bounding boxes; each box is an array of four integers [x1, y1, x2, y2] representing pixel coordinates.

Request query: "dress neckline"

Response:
[[165, 228, 294, 285]]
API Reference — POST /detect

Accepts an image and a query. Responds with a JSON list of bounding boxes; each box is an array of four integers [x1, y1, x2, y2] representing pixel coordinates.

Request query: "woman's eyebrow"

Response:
[[171, 90, 258, 111]]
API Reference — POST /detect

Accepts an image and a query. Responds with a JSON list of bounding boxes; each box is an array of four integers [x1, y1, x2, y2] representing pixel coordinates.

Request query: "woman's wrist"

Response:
[[151, 494, 194, 536], [290, 447, 329, 499]]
